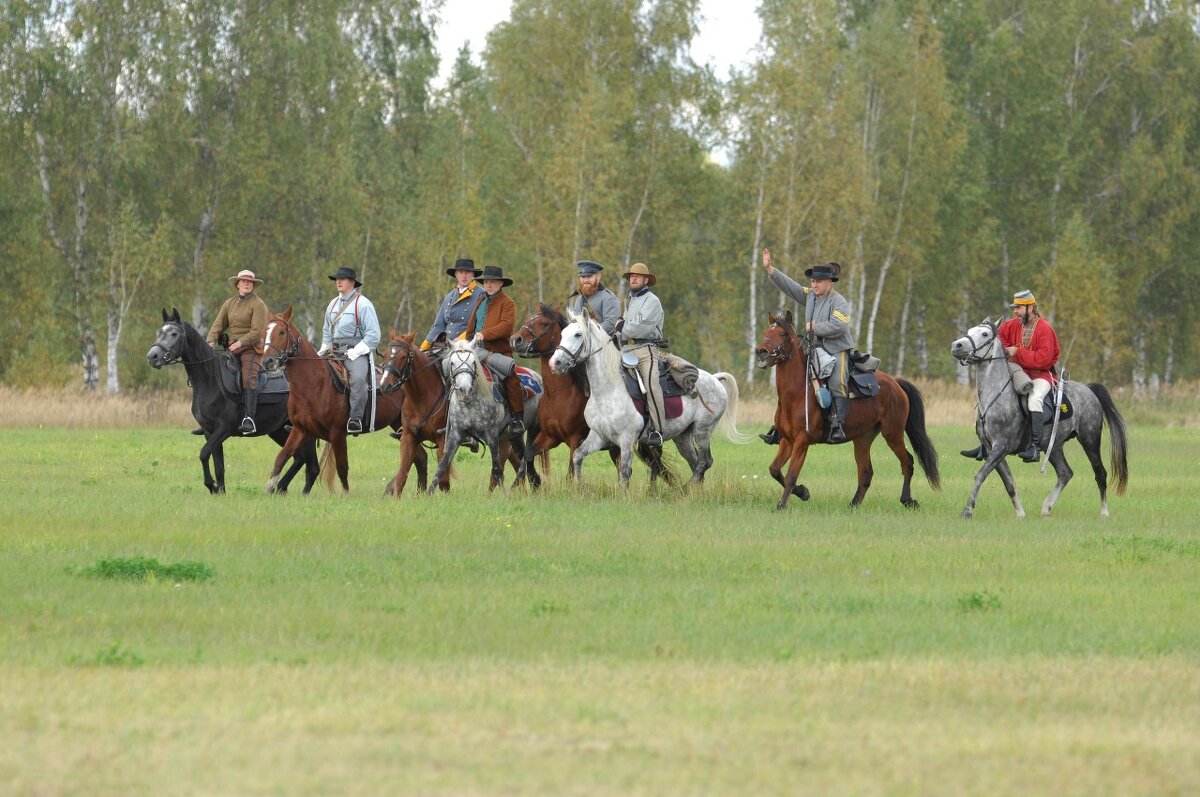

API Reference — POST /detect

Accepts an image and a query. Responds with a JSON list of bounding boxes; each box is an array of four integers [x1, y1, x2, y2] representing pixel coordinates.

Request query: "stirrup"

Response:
[[759, 426, 781, 445], [828, 424, 847, 443], [347, 418, 363, 435], [389, 428, 404, 441], [239, 417, 256, 435], [1018, 444, 1040, 463], [644, 429, 663, 448], [508, 415, 525, 435], [960, 445, 985, 460]]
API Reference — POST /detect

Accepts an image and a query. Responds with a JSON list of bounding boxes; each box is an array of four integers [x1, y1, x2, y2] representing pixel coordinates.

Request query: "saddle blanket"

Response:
[[631, 395, 684, 420], [479, 364, 543, 403]]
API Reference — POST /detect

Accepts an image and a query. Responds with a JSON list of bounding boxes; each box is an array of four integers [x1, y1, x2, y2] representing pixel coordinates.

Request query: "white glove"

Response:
[[346, 341, 371, 361], [316, 343, 331, 357]]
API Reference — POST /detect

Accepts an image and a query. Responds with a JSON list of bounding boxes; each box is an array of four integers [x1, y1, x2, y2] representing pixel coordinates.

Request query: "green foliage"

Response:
[[78, 556, 215, 583]]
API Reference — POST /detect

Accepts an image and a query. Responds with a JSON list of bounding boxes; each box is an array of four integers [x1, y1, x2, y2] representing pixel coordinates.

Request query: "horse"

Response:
[[512, 303, 654, 482], [547, 310, 744, 488], [754, 311, 940, 510], [145, 308, 319, 495], [259, 306, 404, 493], [950, 318, 1128, 518], [426, 338, 543, 494]]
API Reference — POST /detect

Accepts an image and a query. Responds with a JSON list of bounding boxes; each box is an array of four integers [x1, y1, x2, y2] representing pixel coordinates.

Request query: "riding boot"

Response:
[[960, 444, 987, 460], [641, 424, 663, 448], [389, 426, 404, 441], [191, 428, 204, 436], [239, 389, 258, 435], [503, 374, 526, 435], [759, 425, 781, 445], [827, 396, 849, 443], [1019, 410, 1044, 462]]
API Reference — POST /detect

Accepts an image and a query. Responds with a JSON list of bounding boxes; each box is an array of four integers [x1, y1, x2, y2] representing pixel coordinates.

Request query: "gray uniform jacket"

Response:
[[769, 269, 855, 354], [619, 288, 664, 349], [568, 285, 620, 335], [424, 282, 485, 345]]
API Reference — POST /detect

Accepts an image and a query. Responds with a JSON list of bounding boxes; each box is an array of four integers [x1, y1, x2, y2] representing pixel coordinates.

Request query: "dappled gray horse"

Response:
[[427, 339, 542, 494], [548, 310, 746, 488], [951, 318, 1128, 518]]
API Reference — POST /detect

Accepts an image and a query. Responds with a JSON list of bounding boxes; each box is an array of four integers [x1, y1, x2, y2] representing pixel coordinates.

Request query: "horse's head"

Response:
[[146, 307, 186, 368], [549, 310, 600, 374], [260, 305, 301, 372], [446, 338, 480, 401], [756, 311, 798, 369], [512, 303, 565, 358], [950, 317, 1000, 365], [380, 331, 419, 392]]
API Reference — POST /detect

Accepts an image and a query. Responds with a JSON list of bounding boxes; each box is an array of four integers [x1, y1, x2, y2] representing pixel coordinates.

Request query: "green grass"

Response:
[[1, 425, 1198, 795]]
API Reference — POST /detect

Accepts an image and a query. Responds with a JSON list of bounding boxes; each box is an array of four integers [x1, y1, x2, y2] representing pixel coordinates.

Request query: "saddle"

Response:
[[323, 354, 387, 397], [217, 352, 289, 404], [846, 349, 881, 399], [620, 354, 690, 420], [477, 363, 543, 403]]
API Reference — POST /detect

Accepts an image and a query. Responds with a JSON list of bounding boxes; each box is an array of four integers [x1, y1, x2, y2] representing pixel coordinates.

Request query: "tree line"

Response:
[[1, 0, 1197, 392]]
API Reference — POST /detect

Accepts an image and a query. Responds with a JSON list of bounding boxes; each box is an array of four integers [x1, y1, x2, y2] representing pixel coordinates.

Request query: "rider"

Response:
[[464, 265, 524, 436], [1002, 289, 1060, 463], [616, 262, 666, 448], [420, 258, 485, 352], [316, 266, 381, 435], [567, 260, 620, 334], [760, 249, 855, 443], [207, 269, 269, 435]]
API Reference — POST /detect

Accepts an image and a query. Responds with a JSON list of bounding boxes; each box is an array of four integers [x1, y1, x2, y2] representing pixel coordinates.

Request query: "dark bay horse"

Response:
[[145, 308, 319, 494], [511, 303, 632, 480], [755, 311, 940, 510], [951, 318, 1128, 518], [259, 306, 403, 493]]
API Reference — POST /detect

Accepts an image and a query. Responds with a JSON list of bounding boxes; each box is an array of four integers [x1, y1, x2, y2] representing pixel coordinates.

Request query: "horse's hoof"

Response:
[[961, 509, 973, 519], [903, 499, 919, 510], [792, 485, 810, 501]]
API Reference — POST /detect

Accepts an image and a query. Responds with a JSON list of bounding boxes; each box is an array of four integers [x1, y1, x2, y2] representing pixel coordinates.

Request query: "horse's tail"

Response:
[[713, 372, 751, 444], [1087, 382, 1128, 496], [318, 440, 338, 492], [898, 378, 941, 490]]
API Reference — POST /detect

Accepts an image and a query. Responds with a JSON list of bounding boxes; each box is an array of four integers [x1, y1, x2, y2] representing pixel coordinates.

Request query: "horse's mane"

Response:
[[538, 302, 568, 329]]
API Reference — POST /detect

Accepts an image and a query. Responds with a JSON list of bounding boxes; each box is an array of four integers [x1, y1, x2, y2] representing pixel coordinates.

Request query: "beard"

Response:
[[578, 281, 598, 297]]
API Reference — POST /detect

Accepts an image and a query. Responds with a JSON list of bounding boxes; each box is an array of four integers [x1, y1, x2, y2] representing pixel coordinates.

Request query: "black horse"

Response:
[[146, 308, 319, 494]]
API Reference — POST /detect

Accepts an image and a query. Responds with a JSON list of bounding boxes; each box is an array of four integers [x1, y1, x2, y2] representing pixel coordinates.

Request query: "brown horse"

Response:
[[755, 311, 940, 510], [379, 332, 528, 495], [259, 306, 404, 492], [511, 304, 659, 482]]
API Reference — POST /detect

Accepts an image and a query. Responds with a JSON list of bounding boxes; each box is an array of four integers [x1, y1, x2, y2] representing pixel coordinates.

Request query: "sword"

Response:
[[1039, 367, 1065, 474]]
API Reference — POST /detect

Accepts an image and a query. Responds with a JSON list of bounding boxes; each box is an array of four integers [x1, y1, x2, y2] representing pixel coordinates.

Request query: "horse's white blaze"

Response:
[[261, 321, 278, 355]]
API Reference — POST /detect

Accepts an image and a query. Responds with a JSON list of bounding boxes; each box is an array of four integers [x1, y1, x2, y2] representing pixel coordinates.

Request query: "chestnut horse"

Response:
[[378, 332, 528, 495], [511, 303, 636, 481], [755, 311, 940, 510], [259, 306, 404, 492]]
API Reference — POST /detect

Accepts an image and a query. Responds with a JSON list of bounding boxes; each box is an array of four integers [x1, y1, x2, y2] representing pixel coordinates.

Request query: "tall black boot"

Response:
[[1019, 410, 1044, 462], [239, 389, 258, 435], [759, 425, 781, 445], [827, 397, 848, 443], [960, 444, 987, 460]]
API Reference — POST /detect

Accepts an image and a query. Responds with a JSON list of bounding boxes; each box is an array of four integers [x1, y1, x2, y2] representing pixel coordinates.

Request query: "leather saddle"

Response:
[[217, 352, 289, 404]]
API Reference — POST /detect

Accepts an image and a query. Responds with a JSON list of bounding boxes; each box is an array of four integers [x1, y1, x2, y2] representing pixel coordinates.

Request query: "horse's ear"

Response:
[[784, 310, 793, 324], [171, 307, 181, 322], [389, 326, 396, 339], [767, 312, 777, 324], [162, 308, 169, 322], [281, 304, 293, 321], [401, 332, 415, 343]]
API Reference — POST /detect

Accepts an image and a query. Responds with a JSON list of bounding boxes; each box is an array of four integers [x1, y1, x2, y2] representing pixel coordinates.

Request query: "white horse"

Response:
[[548, 310, 746, 487], [428, 338, 543, 494]]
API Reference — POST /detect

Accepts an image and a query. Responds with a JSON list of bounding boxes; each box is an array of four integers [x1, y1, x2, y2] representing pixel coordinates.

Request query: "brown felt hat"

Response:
[[228, 269, 264, 288], [622, 262, 656, 287]]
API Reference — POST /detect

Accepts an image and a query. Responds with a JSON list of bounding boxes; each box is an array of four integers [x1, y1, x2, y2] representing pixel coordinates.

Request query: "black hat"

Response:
[[328, 266, 362, 287], [446, 257, 482, 278], [478, 265, 513, 287], [577, 260, 604, 276], [803, 262, 841, 282]]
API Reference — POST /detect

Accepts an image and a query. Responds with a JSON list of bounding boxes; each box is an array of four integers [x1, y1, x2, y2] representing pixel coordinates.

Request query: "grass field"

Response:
[[2, 418, 1199, 796]]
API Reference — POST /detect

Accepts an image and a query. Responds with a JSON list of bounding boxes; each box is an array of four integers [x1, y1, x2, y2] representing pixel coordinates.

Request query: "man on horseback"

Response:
[[420, 258, 485, 352], [465, 265, 525, 436], [1003, 289, 1060, 462], [760, 249, 855, 444], [616, 262, 666, 449], [568, 260, 620, 334], [317, 267, 381, 435], [207, 269, 269, 435]]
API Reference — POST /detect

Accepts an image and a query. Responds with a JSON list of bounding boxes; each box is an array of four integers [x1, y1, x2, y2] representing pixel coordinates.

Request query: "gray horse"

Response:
[[951, 318, 1128, 518], [427, 339, 543, 494]]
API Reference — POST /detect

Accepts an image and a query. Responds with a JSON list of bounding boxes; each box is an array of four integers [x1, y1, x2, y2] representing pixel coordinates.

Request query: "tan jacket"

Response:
[[464, 290, 516, 357], [208, 293, 269, 348]]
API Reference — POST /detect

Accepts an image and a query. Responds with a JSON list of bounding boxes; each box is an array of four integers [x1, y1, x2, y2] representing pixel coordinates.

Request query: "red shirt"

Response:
[[998, 316, 1059, 381]]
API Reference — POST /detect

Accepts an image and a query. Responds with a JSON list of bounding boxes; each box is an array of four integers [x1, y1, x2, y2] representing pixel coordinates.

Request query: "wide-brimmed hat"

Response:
[[446, 257, 482, 278], [622, 262, 656, 287], [1009, 289, 1037, 307], [328, 266, 362, 288], [577, 260, 604, 277], [227, 269, 264, 288], [478, 265, 513, 287], [803, 262, 841, 282]]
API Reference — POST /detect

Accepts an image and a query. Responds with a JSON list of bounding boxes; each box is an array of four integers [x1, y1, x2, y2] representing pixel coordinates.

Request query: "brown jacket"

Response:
[[207, 293, 269, 348], [464, 290, 516, 357]]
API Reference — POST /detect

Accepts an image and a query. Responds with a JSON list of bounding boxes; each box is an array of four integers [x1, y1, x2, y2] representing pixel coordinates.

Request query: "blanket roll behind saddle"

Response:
[[660, 353, 699, 393]]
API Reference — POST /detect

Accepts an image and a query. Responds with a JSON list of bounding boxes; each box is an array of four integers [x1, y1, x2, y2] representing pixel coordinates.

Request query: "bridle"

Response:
[[952, 325, 1006, 366], [150, 321, 219, 367], [759, 322, 797, 365], [551, 321, 601, 370], [260, 320, 302, 369], [513, 316, 557, 358], [447, 347, 479, 392], [379, 339, 439, 393]]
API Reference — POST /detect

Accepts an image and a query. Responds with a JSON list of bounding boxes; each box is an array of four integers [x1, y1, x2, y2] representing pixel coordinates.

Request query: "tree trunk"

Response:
[[895, 274, 913, 377], [746, 146, 768, 385]]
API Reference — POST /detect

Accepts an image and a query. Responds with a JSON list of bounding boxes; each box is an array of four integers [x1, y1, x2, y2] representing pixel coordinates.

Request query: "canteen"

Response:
[[816, 386, 832, 409], [620, 351, 639, 369]]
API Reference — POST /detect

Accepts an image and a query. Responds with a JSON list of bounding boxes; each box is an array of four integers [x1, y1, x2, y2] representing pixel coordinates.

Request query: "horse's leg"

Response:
[[992, 457, 1025, 517], [211, 439, 227, 494], [849, 432, 877, 508], [617, 442, 635, 489], [1040, 447, 1073, 518], [776, 439, 810, 510], [1078, 433, 1110, 517], [768, 437, 808, 502], [489, 435, 508, 493], [879, 418, 918, 509], [267, 426, 307, 494], [571, 430, 608, 484], [331, 433, 351, 492], [428, 429, 462, 495], [391, 435, 417, 497], [520, 430, 542, 490], [672, 429, 701, 484], [267, 426, 299, 494], [962, 446, 1013, 519], [198, 431, 229, 495]]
